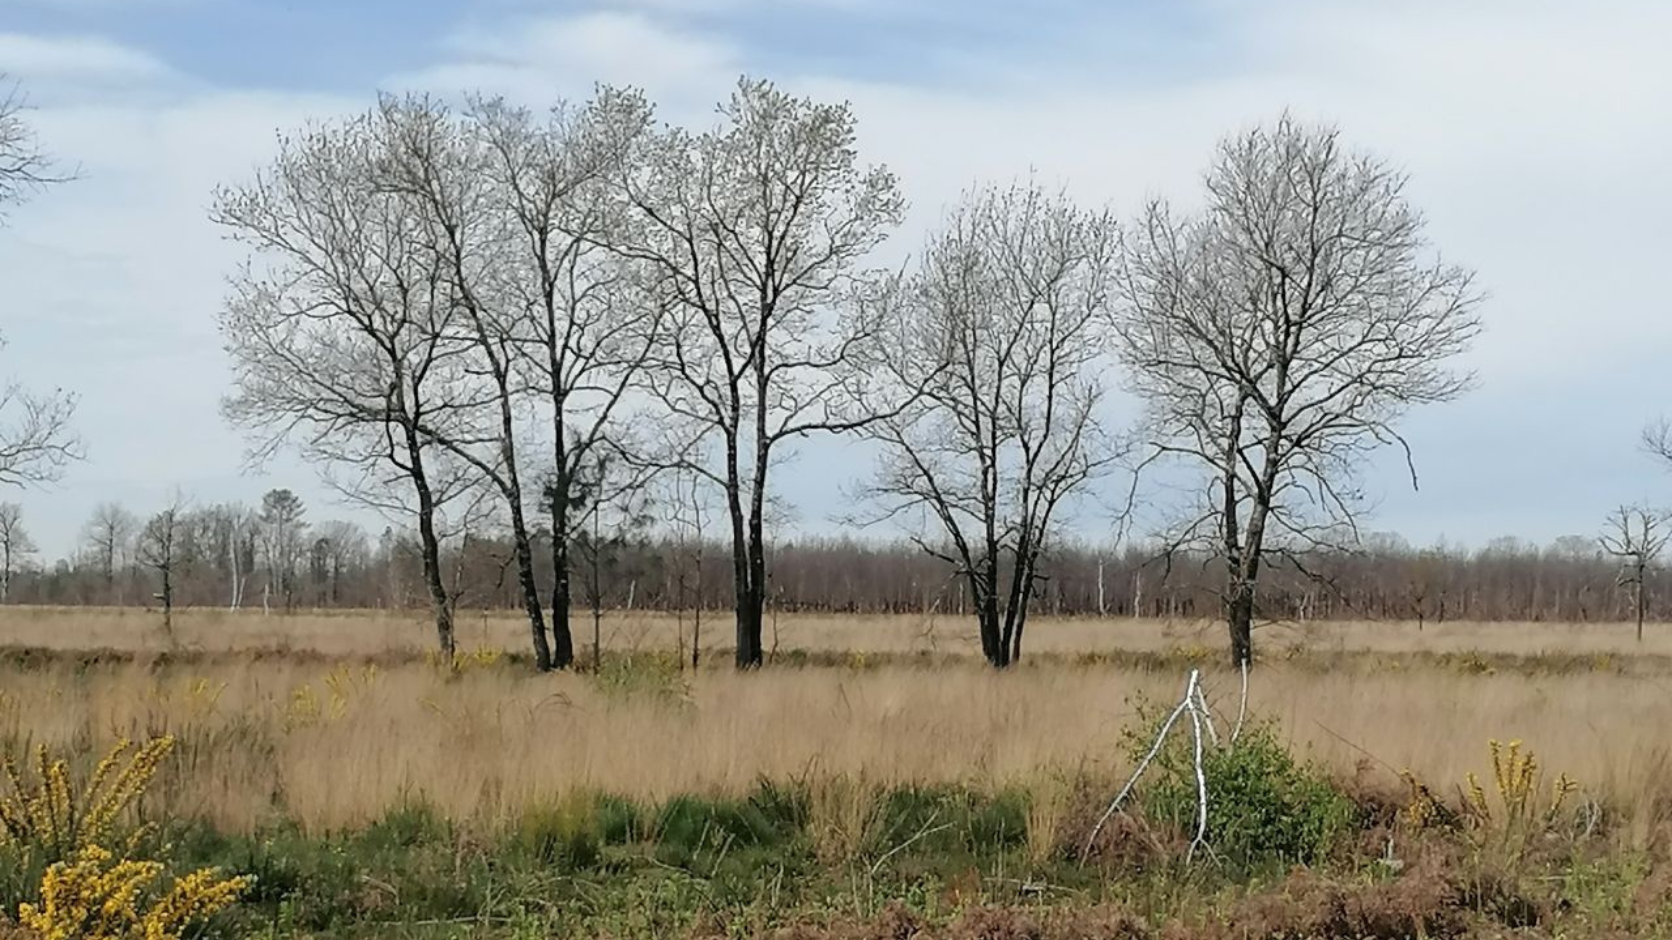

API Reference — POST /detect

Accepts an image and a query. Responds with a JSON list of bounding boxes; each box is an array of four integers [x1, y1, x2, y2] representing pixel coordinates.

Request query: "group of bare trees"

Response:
[[209, 76, 1497, 669], [0, 492, 375, 612]]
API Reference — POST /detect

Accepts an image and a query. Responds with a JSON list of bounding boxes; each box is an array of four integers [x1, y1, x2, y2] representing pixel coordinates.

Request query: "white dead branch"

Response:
[[1083, 667, 1241, 865]]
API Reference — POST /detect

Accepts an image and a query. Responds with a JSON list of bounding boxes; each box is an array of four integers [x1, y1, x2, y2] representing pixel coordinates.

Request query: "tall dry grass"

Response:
[[5, 604, 1672, 659], [2, 652, 1670, 848]]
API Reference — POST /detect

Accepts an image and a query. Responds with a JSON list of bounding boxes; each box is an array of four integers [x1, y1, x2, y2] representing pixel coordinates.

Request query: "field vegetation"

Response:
[[4, 610, 1672, 938]]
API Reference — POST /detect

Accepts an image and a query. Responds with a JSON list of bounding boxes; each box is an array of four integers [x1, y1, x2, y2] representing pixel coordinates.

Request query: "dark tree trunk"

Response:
[[407, 432, 456, 660], [724, 426, 765, 669], [1227, 586, 1254, 670], [735, 583, 764, 668], [491, 379, 550, 670], [692, 598, 702, 670], [510, 506, 550, 670], [159, 566, 172, 634], [549, 497, 575, 669], [977, 582, 1007, 669]]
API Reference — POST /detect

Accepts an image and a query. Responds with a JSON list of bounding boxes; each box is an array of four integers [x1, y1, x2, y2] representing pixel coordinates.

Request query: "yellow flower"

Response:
[[18, 844, 249, 940], [1, 737, 175, 861]]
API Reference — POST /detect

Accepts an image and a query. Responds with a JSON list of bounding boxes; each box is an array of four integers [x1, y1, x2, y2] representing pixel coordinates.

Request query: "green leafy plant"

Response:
[[1133, 716, 1354, 872]]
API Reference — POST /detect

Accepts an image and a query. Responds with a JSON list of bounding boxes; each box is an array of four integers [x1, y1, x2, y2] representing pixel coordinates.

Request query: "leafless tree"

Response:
[[137, 495, 189, 635], [621, 77, 905, 667], [312, 520, 369, 606], [80, 501, 137, 603], [855, 182, 1122, 667], [0, 502, 35, 603], [374, 91, 659, 669], [1600, 504, 1669, 643], [258, 487, 307, 612], [1111, 115, 1483, 668], [197, 502, 257, 611], [213, 110, 484, 659], [481, 91, 660, 672]]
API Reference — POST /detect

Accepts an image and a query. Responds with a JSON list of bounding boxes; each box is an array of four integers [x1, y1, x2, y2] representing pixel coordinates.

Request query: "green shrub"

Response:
[[1134, 715, 1354, 872]]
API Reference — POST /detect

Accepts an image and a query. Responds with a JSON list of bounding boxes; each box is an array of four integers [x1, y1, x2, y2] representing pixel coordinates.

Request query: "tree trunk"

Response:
[[692, 553, 704, 670], [1637, 569, 1646, 644], [724, 434, 762, 668], [1227, 585, 1254, 670], [975, 575, 1007, 668], [160, 566, 172, 634], [407, 434, 456, 660], [551, 528, 575, 669], [512, 511, 550, 670], [735, 583, 764, 668]]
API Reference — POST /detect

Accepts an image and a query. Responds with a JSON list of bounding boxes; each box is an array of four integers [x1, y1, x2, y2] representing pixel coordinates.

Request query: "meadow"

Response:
[[4, 606, 1672, 938]]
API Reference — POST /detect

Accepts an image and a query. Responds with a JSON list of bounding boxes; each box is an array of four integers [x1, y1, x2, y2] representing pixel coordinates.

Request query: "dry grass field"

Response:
[[7, 606, 1672, 938], [5, 603, 1672, 659], [3, 606, 1671, 841]]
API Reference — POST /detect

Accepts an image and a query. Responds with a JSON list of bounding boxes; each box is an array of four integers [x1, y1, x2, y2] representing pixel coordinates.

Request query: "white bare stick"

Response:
[[1082, 670, 1197, 861], [1191, 673, 1220, 748], [1231, 659, 1249, 745], [1186, 701, 1209, 863]]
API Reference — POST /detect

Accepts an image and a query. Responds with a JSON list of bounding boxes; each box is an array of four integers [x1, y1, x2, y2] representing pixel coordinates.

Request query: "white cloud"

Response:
[[0, 32, 174, 84], [395, 10, 741, 116]]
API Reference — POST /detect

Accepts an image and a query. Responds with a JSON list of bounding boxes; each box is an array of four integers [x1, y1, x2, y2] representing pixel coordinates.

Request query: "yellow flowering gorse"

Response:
[[18, 844, 249, 940], [283, 663, 379, 729], [1, 737, 175, 861]]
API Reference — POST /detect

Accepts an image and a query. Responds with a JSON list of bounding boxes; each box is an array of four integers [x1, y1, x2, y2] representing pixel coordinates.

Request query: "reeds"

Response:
[[0, 651, 1669, 851]]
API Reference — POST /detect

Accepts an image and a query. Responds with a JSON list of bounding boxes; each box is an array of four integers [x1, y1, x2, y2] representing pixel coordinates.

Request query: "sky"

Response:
[[1, 0, 1669, 559]]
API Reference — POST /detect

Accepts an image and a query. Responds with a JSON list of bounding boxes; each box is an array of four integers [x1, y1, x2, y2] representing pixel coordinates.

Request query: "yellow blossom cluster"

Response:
[[1, 737, 175, 861], [17, 845, 249, 940]]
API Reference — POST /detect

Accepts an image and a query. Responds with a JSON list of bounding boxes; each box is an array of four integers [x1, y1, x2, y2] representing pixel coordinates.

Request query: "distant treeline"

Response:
[[0, 496, 1657, 623]]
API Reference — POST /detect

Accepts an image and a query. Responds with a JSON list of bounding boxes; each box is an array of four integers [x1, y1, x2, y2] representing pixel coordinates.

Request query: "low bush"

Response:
[[1130, 711, 1355, 872]]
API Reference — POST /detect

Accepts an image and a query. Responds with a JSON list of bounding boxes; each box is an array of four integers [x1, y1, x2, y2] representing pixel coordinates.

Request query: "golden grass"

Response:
[[4, 604, 1672, 659], [2, 649, 1671, 849]]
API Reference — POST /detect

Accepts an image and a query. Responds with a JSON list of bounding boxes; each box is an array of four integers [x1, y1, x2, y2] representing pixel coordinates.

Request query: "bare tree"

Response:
[[1111, 115, 1483, 668], [0, 502, 35, 603], [258, 488, 307, 611], [80, 501, 137, 603], [855, 182, 1121, 667], [312, 520, 368, 605], [1600, 504, 1669, 643], [137, 496, 188, 635], [622, 77, 904, 667], [477, 92, 659, 672], [374, 91, 658, 669], [213, 109, 483, 659]]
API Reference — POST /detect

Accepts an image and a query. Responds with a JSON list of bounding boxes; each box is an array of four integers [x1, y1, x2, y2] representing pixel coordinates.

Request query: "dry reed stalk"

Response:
[[1, 651, 1669, 845]]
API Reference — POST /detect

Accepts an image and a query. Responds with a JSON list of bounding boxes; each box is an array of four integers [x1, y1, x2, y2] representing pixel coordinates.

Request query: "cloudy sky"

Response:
[[1, 0, 1669, 558]]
